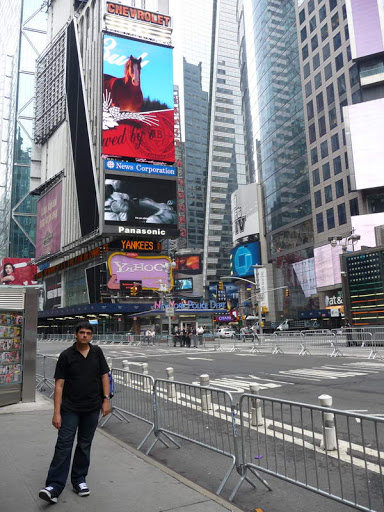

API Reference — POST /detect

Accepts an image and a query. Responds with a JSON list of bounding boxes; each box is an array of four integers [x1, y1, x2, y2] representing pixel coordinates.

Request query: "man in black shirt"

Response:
[[39, 322, 111, 504]]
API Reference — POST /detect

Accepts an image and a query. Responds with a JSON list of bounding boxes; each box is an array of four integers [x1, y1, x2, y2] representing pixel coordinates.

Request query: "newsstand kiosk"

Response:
[[0, 286, 38, 407]]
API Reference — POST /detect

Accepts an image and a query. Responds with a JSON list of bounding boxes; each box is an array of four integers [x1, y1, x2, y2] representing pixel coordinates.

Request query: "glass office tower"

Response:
[[239, 0, 314, 318]]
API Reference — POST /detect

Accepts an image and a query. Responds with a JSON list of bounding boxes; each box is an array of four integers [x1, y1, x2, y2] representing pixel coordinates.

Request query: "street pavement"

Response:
[[35, 340, 384, 512], [0, 393, 242, 512]]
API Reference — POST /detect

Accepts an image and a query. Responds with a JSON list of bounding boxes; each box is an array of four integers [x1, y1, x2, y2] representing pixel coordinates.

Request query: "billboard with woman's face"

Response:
[[0, 258, 38, 286], [102, 34, 174, 163]]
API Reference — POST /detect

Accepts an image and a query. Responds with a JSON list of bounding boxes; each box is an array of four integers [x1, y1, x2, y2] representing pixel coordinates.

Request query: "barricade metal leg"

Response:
[[299, 343, 311, 356]]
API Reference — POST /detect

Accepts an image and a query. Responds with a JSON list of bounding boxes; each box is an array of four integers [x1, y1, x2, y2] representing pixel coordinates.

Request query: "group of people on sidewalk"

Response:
[[172, 326, 204, 347]]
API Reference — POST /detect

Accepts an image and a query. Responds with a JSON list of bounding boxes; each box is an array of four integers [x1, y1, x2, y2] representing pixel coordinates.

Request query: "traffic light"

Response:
[[285, 288, 290, 297], [130, 286, 138, 296], [218, 281, 224, 290]]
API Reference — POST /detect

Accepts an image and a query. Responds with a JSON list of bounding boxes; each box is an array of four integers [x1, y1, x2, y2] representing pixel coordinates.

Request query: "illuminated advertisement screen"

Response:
[[107, 253, 173, 291], [230, 242, 261, 277], [345, 99, 384, 190], [102, 34, 174, 163], [174, 254, 201, 274], [35, 182, 62, 259], [104, 174, 177, 236], [175, 278, 193, 291]]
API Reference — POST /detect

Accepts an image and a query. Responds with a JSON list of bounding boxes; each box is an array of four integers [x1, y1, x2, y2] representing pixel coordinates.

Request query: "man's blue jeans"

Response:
[[46, 408, 99, 494]]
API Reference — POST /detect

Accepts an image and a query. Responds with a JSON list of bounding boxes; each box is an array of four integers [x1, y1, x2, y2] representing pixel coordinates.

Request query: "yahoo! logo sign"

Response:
[[107, 253, 173, 291]]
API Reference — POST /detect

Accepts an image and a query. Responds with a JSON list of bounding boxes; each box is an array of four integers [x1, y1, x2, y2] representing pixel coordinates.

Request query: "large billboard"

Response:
[[1, 258, 37, 286], [174, 254, 201, 274], [36, 182, 62, 259], [345, 99, 384, 190], [102, 34, 174, 163], [346, 0, 384, 60], [107, 253, 174, 291], [231, 183, 260, 243], [104, 174, 178, 237], [230, 242, 261, 277]]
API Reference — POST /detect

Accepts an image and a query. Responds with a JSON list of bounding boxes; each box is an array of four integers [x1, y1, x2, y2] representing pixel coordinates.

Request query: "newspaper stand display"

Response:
[[0, 287, 38, 407]]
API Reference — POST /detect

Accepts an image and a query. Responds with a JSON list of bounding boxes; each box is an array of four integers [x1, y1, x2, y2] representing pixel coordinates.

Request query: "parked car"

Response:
[[215, 327, 236, 338]]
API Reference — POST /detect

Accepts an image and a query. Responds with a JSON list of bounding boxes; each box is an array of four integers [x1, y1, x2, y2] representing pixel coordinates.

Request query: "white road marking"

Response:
[[191, 376, 281, 393], [247, 374, 295, 385], [187, 357, 215, 361]]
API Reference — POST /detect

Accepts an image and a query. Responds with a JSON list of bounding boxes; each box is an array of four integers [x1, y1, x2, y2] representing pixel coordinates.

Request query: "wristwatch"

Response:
[[103, 395, 110, 400]]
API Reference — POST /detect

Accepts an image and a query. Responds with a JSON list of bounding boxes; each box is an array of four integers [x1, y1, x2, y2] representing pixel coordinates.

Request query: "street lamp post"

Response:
[[160, 260, 176, 336], [328, 228, 360, 325]]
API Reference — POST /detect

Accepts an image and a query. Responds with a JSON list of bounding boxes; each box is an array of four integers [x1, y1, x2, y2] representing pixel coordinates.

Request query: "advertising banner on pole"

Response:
[[102, 34, 174, 163]]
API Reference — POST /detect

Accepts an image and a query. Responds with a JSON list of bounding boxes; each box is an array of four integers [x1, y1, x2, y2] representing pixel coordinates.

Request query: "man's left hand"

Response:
[[101, 399, 111, 417]]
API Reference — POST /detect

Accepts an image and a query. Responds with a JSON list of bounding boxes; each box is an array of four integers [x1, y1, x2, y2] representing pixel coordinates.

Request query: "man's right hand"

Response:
[[52, 412, 62, 429]]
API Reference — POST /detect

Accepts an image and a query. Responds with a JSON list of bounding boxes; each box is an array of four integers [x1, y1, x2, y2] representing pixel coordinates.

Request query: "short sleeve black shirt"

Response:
[[54, 343, 110, 413]]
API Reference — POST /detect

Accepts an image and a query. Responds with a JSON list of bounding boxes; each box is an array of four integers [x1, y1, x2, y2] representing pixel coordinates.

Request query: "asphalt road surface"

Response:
[[38, 341, 384, 512]]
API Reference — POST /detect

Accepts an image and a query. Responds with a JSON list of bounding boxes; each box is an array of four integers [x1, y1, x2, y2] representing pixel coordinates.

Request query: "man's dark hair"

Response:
[[75, 321, 94, 333]]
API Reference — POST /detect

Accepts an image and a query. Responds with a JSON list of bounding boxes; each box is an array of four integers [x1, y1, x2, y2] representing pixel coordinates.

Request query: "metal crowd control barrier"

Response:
[[147, 378, 238, 495], [231, 393, 384, 511], [99, 368, 157, 450], [35, 353, 58, 397]]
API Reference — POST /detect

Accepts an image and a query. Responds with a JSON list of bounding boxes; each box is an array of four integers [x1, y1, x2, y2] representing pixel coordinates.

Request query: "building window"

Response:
[[329, 107, 337, 128], [322, 162, 331, 180], [340, 99, 347, 121], [350, 65, 359, 87], [311, 34, 318, 51], [313, 168, 320, 186], [307, 100, 314, 119], [345, 24, 349, 40], [325, 184, 333, 203], [335, 178, 344, 198], [314, 190, 322, 208], [327, 208, 335, 229], [319, 5, 327, 22], [345, 152, 349, 169], [331, 12, 339, 30], [350, 197, 359, 216], [326, 83, 335, 105], [316, 92, 324, 112], [316, 212, 324, 233], [321, 140, 328, 159], [342, 4, 347, 19], [309, 16, 316, 32], [319, 115, 326, 137], [321, 24, 329, 42], [301, 26, 307, 42], [333, 32, 342, 51], [308, 0, 315, 14], [304, 62, 310, 79], [313, 53, 320, 70], [338, 203, 347, 225], [323, 42, 330, 60], [329, 0, 337, 11], [324, 62, 332, 80], [309, 123, 316, 143], [337, 74, 346, 95], [302, 44, 309, 61], [311, 147, 318, 164], [305, 81, 312, 98], [331, 133, 340, 152], [299, 9, 306, 25], [314, 72, 322, 89], [335, 52, 343, 71], [352, 89, 362, 104], [333, 155, 342, 174], [347, 45, 352, 60]]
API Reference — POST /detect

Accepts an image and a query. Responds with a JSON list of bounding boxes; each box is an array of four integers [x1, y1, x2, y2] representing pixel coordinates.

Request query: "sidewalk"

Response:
[[0, 393, 242, 512]]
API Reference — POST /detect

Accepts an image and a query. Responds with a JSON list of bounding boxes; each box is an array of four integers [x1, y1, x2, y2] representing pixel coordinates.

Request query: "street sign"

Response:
[[165, 307, 175, 316]]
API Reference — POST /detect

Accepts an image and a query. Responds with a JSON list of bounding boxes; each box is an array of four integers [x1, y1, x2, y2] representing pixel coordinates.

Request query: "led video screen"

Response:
[[174, 278, 193, 291], [104, 174, 177, 230], [102, 34, 174, 163]]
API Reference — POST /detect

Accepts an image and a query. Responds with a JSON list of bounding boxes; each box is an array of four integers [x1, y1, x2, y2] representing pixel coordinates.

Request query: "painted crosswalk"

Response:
[[272, 361, 384, 382]]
